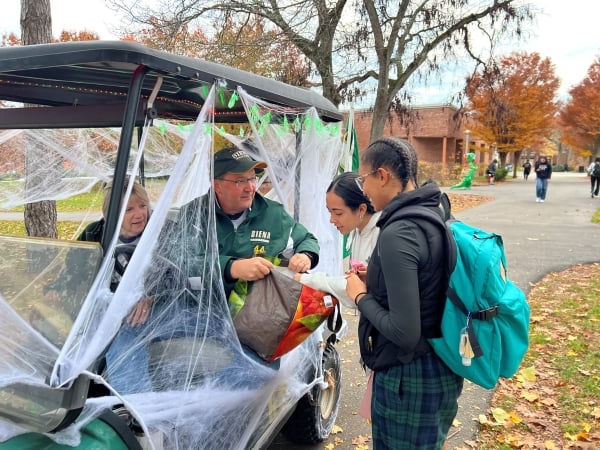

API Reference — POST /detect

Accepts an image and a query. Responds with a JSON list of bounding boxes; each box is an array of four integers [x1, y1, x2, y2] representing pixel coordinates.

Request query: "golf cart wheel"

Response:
[[282, 343, 342, 444]]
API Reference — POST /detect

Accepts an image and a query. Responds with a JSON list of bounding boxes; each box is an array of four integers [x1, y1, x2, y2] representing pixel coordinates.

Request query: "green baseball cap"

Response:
[[214, 147, 267, 178]]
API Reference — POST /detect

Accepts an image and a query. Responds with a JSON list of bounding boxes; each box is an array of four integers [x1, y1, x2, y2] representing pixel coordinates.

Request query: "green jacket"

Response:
[[78, 218, 105, 242], [181, 193, 320, 296]]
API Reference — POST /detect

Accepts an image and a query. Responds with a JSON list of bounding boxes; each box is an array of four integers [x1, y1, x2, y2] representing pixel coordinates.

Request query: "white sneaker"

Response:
[[536, 198, 540, 202], [540, 199, 545, 202]]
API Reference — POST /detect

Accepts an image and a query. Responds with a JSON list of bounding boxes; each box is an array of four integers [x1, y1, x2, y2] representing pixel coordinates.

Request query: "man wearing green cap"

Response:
[[211, 146, 319, 295]]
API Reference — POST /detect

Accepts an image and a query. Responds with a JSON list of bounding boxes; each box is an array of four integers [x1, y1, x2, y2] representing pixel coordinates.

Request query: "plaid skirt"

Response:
[[371, 351, 463, 450]]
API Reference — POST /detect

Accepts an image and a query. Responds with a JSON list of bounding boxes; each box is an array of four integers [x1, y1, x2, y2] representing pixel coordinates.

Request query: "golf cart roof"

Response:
[[0, 40, 342, 128]]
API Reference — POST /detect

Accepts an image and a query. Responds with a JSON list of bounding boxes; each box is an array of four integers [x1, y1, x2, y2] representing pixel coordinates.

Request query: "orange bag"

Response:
[[232, 268, 339, 362]]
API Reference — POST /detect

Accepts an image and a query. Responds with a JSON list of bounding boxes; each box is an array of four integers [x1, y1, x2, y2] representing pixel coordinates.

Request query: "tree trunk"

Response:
[[369, 78, 391, 143], [21, 0, 58, 239], [513, 150, 522, 178], [20, 0, 52, 44], [499, 152, 507, 168]]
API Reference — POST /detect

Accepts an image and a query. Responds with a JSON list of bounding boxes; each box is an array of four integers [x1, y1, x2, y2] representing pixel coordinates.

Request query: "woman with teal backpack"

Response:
[[345, 138, 463, 450]]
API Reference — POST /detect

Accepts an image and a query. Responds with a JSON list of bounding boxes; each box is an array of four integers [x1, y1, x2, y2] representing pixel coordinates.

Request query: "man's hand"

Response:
[[287, 252, 312, 273], [230, 257, 274, 281]]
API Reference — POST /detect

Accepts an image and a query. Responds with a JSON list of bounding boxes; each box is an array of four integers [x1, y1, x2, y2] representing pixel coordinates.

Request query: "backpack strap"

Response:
[[446, 287, 498, 358], [389, 196, 499, 360], [381, 199, 456, 356], [390, 199, 457, 276]]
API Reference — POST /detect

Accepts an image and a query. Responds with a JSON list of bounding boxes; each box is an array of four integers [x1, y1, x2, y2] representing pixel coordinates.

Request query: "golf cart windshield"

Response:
[[0, 41, 346, 449]]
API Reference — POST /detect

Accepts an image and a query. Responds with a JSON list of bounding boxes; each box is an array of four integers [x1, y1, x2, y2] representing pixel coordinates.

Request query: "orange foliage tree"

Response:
[[1, 32, 21, 46], [55, 30, 100, 42], [2, 29, 100, 46], [558, 57, 600, 158], [120, 17, 209, 58], [465, 52, 560, 168]]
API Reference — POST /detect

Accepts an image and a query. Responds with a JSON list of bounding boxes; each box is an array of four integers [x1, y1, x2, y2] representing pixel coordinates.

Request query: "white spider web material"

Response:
[[0, 86, 344, 449]]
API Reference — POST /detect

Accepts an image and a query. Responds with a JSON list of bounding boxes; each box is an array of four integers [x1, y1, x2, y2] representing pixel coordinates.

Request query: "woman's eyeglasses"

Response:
[[355, 170, 377, 191]]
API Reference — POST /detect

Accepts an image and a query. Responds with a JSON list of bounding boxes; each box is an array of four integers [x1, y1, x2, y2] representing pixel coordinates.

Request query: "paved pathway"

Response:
[[443, 171, 600, 448]]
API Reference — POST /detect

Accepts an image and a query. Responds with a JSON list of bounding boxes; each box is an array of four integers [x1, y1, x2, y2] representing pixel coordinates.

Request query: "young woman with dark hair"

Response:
[[295, 171, 380, 308], [346, 137, 463, 449]]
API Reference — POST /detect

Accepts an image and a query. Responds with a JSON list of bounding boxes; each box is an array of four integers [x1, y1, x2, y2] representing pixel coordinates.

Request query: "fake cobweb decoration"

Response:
[[0, 85, 344, 449]]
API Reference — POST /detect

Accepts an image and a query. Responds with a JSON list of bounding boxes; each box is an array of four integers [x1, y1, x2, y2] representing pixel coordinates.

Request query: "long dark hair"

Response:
[[327, 172, 375, 214]]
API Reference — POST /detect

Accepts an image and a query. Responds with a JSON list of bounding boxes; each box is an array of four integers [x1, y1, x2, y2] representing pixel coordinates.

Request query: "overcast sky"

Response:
[[1, 0, 599, 103]]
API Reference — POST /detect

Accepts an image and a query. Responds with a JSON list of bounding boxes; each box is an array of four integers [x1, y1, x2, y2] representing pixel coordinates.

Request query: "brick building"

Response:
[[350, 104, 495, 167]]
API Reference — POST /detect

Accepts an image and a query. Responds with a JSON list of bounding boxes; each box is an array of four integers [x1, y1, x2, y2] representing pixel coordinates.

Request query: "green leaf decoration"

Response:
[[218, 88, 226, 107], [260, 112, 272, 127], [257, 112, 271, 137], [315, 118, 323, 133], [257, 123, 267, 137], [249, 105, 260, 126], [283, 115, 290, 133], [202, 85, 208, 97], [228, 91, 239, 109], [159, 123, 167, 135], [304, 115, 312, 131]]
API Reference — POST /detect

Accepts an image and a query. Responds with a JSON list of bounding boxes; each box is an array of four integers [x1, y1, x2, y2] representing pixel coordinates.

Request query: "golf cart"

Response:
[[0, 41, 347, 449]]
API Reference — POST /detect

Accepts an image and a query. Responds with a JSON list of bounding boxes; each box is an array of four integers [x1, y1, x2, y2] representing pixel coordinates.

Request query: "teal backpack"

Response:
[[398, 193, 530, 389]]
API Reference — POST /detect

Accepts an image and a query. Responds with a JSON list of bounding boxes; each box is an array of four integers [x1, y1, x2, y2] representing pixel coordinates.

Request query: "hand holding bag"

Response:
[[232, 267, 339, 362]]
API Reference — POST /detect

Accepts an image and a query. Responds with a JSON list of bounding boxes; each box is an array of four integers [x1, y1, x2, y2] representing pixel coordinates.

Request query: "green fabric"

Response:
[[177, 194, 319, 298], [77, 219, 104, 242], [371, 352, 462, 449], [228, 255, 281, 318], [450, 152, 477, 190], [341, 117, 360, 259], [214, 194, 319, 296], [0, 419, 132, 450]]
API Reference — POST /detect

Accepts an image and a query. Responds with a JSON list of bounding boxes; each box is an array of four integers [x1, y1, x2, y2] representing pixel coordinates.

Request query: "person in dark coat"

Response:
[[534, 155, 552, 202], [486, 159, 498, 185], [522, 159, 532, 181], [346, 137, 463, 449]]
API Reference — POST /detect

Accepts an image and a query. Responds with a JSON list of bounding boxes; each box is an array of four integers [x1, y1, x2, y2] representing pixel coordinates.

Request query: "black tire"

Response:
[[281, 343, 342, 444]]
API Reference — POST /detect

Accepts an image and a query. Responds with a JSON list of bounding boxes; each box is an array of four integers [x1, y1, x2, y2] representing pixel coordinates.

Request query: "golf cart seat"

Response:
[[148, 337, 234, 390]]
